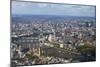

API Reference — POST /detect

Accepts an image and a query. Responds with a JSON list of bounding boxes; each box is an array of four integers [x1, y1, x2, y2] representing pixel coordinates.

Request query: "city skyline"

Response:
[[11, 1, 96, 66], [12, 1, 96, 17]]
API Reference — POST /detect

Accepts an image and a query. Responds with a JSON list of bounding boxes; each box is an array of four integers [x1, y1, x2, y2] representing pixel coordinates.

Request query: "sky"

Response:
[[12, 1, 96, 17]]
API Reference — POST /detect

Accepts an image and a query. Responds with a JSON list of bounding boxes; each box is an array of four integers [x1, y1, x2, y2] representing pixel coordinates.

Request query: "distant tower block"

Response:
[[48, 34, 52, 42], [60, 44, 64, 48], [38, 47, 41, 56]]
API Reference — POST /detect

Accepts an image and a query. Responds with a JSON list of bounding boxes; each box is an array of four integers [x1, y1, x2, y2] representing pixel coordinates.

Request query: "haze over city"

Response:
[[12, 1, 95, 17]]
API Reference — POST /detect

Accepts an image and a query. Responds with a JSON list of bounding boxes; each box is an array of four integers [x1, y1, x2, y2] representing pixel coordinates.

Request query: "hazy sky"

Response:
[[12, 1, 96, 17]]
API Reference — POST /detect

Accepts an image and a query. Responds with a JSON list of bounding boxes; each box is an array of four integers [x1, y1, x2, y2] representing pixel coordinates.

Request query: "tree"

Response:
[[76, 44, 96, 61]]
